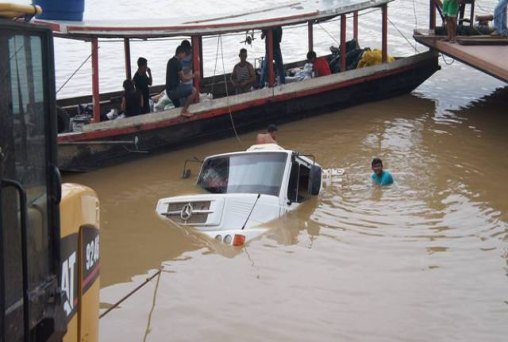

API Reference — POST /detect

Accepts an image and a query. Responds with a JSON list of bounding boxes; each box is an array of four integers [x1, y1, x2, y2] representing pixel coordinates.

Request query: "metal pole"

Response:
[[124, 38, 131, 80], [191, 35, 201, 99], [198, 36, 204, 81], [353, 11, 358, 41], [382, 4, 388, 63], [91, 38, 100, 123], [340, 15, 346, 72], [430, 0, 436, 32], [267, 29, 275, 87], [308, 21, 313, 52]]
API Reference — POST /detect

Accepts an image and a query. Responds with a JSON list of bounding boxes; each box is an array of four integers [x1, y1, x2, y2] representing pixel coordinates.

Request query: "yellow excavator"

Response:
[[0, 4, 99, 341]]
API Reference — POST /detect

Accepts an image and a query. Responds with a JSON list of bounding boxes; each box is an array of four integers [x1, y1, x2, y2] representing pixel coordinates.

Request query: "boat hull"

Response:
[[57, 51, 439, 171]]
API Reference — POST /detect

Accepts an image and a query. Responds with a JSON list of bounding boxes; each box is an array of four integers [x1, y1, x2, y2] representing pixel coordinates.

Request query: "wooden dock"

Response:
[[414, 29, 508, 83]]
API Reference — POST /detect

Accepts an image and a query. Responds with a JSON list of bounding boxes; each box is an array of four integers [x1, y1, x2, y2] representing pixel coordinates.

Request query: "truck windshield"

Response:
[[197, 152, 287, 196]]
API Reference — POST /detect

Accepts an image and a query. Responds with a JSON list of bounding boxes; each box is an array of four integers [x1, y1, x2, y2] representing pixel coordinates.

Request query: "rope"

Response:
[[388, 17, 420, 53], [143, 268, 163, 342], [99, 269, 162, 319], [1, 41, 25, 85], [440, 52, 455, 65], [317, 23, 340, 46], [218, 34, 242, 145], [56, 52, 94, 94], [210, 35, 221, 96], [316, 8, 380, 47], [412, 0, 421, 53], [412, 0, 418, 30]]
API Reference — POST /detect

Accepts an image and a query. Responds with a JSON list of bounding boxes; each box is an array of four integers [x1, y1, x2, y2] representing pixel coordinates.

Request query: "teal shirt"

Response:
[[371, 170, 394, 186]]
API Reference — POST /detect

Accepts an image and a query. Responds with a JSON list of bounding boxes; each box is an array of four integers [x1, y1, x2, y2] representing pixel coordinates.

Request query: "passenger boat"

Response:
[[155, 143, 322, 245], [34, 0, 439, 171]]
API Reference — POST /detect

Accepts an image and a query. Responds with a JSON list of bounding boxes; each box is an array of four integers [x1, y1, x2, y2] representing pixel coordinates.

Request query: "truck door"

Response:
[[0, 20, 63, 341]]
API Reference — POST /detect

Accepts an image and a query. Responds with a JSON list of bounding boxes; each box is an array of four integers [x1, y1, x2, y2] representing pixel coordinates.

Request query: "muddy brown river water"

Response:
[[64, 86, 508, 341], [53, 0, 508, 339]]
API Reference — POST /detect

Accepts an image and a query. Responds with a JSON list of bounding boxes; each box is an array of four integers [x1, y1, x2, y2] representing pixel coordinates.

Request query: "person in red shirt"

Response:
[[306, 50, 331, 77]]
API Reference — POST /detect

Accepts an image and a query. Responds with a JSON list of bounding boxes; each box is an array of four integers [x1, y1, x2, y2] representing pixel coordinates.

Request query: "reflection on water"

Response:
[[64, 87, 508, 341]]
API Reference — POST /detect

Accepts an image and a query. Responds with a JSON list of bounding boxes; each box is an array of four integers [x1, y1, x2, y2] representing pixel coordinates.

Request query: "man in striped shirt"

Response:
[[231, 48, 257, 94]]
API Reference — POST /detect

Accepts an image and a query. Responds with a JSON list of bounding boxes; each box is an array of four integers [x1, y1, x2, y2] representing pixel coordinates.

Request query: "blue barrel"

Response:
[[35, 0, 85, 21]]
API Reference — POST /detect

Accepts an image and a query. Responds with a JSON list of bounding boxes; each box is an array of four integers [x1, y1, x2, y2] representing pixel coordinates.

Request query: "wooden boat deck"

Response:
[[414, 29, 508, 82]]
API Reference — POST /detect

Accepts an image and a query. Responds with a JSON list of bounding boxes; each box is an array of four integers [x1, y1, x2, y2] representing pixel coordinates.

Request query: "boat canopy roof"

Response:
[[34, 0, 393, 40]]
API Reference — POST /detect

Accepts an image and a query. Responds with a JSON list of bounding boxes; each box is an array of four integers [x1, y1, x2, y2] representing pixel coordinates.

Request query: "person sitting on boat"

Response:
[[132, 57, 153, 114], [259, 26, 285, 87], [306, 50, 331, 77], [231, 48, 256, 94], [371, 157, 394, 186], [121, 79, 143, 117], [256, 124, 278, 144], [165, 45, 199, 118]]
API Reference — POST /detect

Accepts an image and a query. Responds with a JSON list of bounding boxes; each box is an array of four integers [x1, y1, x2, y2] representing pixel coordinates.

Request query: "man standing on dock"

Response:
[[442, 0, 460, 43], [492, 0, 508, 36]]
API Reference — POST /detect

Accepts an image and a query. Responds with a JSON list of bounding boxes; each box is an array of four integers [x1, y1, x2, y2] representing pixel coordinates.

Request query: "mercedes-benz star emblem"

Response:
[[180, 203, 193, 220]]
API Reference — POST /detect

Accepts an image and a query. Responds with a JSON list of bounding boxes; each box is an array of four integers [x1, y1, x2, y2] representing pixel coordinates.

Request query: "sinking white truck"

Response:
[[155, 143, 322, 245]]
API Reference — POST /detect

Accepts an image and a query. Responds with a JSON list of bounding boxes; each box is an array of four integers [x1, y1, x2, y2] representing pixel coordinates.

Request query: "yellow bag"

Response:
[[357, 49, 395, 68]]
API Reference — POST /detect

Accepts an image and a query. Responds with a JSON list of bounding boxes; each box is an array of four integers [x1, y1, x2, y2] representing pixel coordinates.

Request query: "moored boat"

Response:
[[35, 0, 440, 171]]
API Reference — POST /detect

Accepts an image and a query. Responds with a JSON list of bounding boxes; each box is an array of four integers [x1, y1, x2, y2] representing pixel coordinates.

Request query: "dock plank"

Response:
[[414, 30, 508, 82]]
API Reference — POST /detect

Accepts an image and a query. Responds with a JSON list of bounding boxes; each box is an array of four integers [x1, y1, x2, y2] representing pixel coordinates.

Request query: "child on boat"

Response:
[[132, 57, 152, 114], [121, 79, 143, 117]]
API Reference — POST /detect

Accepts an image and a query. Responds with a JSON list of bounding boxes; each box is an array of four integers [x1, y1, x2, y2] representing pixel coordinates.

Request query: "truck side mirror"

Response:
[[308, 165, 322, 195]]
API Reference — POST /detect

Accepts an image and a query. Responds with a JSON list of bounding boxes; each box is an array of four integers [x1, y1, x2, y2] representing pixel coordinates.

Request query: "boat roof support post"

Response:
[[191, 35, 201, 100], [266, 29, 275, 87], [198, 36, 203, 81], [353, 11, 358, 41], [382, 4, 388, 63], [308, 21, 313, 52], [429, 0, 436, 31], [91, 37, 100, 123], [340, 14, 346, 72], [124, 38, 131, 80]]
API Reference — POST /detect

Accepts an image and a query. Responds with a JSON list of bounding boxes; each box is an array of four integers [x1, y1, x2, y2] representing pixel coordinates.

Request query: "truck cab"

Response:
[[156, 144, 322, 245]]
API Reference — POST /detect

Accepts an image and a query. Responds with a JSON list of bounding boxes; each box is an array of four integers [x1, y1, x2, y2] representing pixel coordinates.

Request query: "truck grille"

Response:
[[163, 201, 212, 225]]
